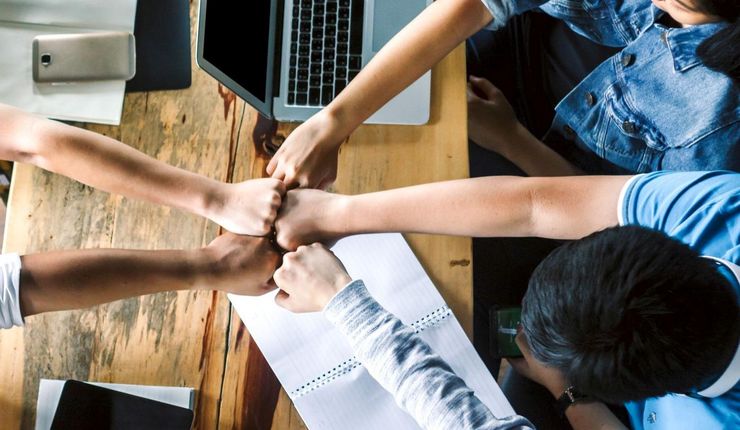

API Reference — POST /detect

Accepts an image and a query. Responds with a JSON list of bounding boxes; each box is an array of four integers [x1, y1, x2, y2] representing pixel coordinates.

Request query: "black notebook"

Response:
[[125, 0, 192, 92], [51, 380, 193, 430]]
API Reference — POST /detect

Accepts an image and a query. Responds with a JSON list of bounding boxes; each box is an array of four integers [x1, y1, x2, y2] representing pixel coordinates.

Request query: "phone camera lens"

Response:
[[40, 53, 52, 66]]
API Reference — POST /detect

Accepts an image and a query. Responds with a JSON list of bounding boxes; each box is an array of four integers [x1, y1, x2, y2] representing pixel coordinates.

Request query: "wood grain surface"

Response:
[[0, 2, 470, 429]]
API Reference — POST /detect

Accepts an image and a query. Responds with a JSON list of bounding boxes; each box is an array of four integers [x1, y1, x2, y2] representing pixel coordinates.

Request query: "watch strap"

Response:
[[556, 386, 591, 415]]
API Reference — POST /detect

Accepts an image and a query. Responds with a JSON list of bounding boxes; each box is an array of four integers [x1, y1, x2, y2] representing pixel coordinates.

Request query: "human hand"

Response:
[[273, 243, 352, 313], [508, 331, 569, 397], [275, 189, 350, 250], [266, 111, 345, 189], [206, 178, 285, 236], [197, 233, 281, 296], [467, 76, 523, 154]]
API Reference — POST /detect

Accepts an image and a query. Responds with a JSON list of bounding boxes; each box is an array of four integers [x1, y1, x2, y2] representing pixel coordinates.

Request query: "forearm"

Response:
[[529, 367, 628, 430], [1, 105, 219, 219], [497, 124, 582, 177], [19, 248, 207, 316], [325, 280, 532, 430], [325, 0, 492, 136], [338, 176, 627, 240], [564, 402, 629, 430]]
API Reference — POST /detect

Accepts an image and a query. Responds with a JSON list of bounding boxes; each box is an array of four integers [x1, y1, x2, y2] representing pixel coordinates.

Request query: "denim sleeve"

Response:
[[324, 280, 534, 430], [478, 0, 546, 31], [0, 254, 24, 329]]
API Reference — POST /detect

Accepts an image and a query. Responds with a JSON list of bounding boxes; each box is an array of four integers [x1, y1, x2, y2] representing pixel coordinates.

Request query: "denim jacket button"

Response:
[[564, 125, 576, 138], [621, 54, 635, 67], [622, 121, 637, 134], [585, 92, 596, 106]]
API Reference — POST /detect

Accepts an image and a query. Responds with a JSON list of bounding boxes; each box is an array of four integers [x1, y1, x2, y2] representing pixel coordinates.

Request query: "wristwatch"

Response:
[[556, 386, 592, 415]]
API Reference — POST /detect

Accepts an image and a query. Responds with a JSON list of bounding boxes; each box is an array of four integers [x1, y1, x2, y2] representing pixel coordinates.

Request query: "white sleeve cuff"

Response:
[[0, 254, 24, 329], [617, 175, 644, 226]]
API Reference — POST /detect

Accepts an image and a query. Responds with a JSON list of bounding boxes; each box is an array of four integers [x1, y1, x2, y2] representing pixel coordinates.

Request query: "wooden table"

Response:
[[0, 3, 470, 429]]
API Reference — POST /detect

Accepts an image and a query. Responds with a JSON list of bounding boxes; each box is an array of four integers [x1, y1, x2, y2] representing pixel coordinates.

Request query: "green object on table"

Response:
[[492, 307, 523, 358]]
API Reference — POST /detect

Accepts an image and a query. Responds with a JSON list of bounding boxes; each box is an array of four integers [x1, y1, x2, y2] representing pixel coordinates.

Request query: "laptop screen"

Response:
[[198, 0, 277, 118]]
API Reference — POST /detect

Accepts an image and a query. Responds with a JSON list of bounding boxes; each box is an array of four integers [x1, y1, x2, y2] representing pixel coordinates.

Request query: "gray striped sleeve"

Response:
[[324, 279, 534, 430]]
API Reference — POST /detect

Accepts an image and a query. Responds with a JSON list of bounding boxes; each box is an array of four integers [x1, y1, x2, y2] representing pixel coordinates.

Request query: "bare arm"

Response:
[[495, 124, 582, 177], [18, 234, 279, 318], [509, 335, 628, 430], [0, 104, 284, 235], [507, 333, 627, 430], [267, 0, 494, 187], [322, 0, 493, 137], [275, 175, 631, 249], [467, 76, 581, 177], [564, 403, 629, 430]]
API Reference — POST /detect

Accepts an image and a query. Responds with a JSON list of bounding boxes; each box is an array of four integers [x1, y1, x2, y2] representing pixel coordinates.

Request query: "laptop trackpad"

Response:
[[372, 0, 427, 52]]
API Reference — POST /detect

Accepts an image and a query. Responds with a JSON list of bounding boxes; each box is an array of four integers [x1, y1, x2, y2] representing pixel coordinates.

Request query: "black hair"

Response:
[[521, 225, 739, 404], [695, 0, 740, 82]]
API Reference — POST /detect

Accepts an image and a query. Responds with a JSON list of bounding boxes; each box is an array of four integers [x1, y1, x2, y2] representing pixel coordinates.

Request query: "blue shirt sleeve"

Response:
[[619, 171, 740, 264], [324, 280, 533, 430]]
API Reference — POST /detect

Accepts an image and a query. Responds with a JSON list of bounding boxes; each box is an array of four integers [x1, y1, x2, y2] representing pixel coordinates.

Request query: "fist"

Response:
[[208, 179, 286, 236], [275, 189, 348, 250], [274, 243, 352, 313], [199, 233, 281, 296]]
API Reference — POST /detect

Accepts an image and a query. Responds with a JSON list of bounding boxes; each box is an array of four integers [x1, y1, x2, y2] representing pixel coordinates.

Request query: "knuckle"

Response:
[[271, 192, 282, 205]]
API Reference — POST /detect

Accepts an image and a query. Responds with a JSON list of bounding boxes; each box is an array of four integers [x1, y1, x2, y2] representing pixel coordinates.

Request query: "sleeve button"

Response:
[[622, 121, 637, 134], [585, 92, 596, 106]]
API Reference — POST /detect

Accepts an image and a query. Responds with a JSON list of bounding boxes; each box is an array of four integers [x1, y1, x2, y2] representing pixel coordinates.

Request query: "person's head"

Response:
[[521, 225, 739, 404], [652, 0, 740, 82]]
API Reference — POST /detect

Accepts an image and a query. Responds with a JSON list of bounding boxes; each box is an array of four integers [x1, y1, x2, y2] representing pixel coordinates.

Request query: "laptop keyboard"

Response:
[[287, 0, 364, 107]]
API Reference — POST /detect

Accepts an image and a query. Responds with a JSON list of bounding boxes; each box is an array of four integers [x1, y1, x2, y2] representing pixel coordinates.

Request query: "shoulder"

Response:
[[627, 386, 740, 430], [620, 171, 739, 260]]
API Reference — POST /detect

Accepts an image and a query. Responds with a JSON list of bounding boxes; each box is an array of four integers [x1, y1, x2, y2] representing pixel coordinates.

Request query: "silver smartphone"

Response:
[[32, 32, 136, 83]]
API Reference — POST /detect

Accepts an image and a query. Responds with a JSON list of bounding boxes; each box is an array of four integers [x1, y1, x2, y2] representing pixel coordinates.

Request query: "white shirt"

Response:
[[0, 253, 24, 329]]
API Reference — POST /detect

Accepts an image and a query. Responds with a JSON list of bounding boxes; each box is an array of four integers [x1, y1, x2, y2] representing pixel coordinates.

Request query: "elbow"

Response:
[[15, 120, 48, 165], [522, 185, 542, 237], [0, 107, 47, 165], [458, 0, 494, 29]]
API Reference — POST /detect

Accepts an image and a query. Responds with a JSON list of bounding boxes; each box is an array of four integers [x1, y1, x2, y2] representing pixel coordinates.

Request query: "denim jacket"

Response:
[[480, 0, 740, 173]]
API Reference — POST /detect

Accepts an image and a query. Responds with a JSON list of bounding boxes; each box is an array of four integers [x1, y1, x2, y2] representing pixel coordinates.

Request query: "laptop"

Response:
[[196, 0, 432, 124]]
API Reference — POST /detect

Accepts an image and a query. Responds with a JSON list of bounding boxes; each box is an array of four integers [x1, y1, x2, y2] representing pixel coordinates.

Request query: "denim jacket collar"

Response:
[[651, 7, 728, 73]]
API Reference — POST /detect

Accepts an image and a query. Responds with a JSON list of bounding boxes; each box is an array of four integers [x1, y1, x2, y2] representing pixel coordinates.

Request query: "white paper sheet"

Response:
[[35, 379, 194, 430], [0, 0, 137, 125], [230, 233, 516, 429]]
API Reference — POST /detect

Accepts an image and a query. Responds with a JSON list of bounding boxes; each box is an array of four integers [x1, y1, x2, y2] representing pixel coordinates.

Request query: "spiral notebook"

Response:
[[229, 233, 516, 429]]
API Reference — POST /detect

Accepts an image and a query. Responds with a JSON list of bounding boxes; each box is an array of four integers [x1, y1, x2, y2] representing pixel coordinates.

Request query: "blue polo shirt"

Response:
[[619, 171, 739, 429]]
